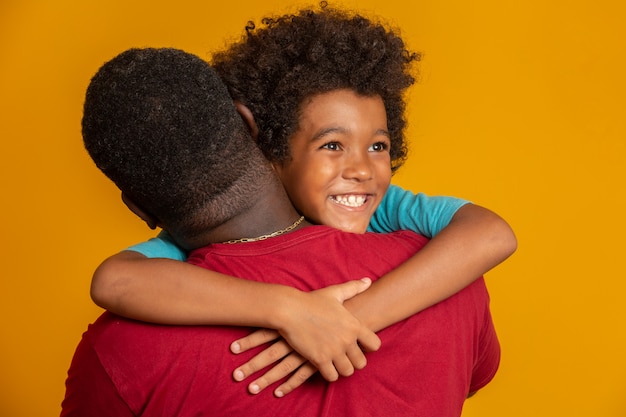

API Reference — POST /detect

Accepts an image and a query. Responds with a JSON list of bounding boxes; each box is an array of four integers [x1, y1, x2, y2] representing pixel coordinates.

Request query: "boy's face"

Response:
[[274, 89, 392, 233]]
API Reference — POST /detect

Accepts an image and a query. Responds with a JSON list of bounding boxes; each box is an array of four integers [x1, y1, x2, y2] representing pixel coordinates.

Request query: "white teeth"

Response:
[[331, 195, 367, 207]]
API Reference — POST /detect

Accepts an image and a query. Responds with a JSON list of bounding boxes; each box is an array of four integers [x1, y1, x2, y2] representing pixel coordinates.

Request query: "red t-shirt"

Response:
[[61, 226, 499, 417]]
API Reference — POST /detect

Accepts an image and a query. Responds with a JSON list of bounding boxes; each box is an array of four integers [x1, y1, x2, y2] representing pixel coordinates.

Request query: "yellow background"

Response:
[[1, 0, 625, 415]]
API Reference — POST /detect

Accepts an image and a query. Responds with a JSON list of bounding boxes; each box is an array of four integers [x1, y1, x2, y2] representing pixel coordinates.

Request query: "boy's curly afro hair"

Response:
[[212, 3, 420, 172]]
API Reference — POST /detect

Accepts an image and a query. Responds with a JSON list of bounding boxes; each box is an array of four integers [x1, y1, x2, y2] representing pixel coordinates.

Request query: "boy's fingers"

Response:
[[231, 328, 280, 354], [346, 344, 368, 370], [332, 354, 355, 378], [247, 352, 307, 394], [233, 339, 292, 381], [317, 361, 340, 382], [274, 363, 318, 397], [332, 278, 372, 303], [358, 329, 381, 352]]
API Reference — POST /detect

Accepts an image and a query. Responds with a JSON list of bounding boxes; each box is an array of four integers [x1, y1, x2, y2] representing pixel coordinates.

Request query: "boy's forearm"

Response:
[[91, 251, 379, 382], [345, 204, 517, 331], [91, 251, 298, 328]]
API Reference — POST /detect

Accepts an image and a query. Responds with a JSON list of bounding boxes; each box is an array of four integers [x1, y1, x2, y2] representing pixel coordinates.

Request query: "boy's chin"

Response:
[[325, 218, 370, 234]]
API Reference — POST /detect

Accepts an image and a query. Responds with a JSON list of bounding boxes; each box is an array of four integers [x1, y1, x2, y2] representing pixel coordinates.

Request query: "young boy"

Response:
[[88, 5, 516, 396], [63, 46, 500, 416]]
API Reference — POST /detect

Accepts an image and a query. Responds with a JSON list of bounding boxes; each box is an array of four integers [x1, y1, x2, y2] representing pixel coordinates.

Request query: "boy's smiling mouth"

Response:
[[329, 194, 368, 208]]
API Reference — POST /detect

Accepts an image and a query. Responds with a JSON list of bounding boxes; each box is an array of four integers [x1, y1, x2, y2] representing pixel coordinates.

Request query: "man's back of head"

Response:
[[82, 48, 272, 247]]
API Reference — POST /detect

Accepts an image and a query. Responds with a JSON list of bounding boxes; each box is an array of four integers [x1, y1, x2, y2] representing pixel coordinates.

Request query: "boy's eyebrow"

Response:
[[311, 127, 347, 141], [311, 127, 390, 142], [376, 129, 391, 138]]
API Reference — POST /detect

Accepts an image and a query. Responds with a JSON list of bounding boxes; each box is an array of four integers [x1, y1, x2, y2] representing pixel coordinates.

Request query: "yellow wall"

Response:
[[1, 0, 624, 415]]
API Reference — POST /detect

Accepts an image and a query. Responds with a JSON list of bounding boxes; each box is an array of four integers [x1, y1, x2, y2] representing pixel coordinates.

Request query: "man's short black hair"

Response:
[[82, 48, 269, 244]]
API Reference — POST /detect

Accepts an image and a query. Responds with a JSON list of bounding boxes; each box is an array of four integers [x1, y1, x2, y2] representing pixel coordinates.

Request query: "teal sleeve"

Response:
[[124, 231, 187, 261], [367, 184, 470, 237]]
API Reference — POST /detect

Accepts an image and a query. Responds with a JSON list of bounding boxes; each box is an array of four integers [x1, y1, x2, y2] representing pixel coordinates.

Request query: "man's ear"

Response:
[[121, 192, 160, 230], [234, 101, 259, 141]]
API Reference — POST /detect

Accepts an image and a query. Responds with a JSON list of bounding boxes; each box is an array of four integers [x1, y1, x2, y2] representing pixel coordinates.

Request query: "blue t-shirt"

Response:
[[127, 184, 469, 260]]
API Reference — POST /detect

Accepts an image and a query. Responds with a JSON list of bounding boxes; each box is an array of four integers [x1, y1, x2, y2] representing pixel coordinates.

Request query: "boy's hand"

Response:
[[229, 278, 381, 394], [233, 338, 315, 397]]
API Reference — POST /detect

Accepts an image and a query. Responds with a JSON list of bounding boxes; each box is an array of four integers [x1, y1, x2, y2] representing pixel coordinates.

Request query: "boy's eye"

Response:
[[369, 142, 389, 152], [321, 142, 340, 151]]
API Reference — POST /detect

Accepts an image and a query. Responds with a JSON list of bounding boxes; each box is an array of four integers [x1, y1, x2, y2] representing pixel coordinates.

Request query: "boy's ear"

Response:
[[121, 192, 160, 230], [234, 101, 259, 141]]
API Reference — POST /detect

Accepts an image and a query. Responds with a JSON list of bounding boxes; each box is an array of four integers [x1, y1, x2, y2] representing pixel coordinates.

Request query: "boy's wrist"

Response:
[[264, 285, 303, 331]]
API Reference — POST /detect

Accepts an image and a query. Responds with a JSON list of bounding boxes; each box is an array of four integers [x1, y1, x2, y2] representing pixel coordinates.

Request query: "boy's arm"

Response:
[[91, 250, 380, 381], [352, 185, 516, 329], [232, 202, 516, 396], [347, 202, 517, 331]]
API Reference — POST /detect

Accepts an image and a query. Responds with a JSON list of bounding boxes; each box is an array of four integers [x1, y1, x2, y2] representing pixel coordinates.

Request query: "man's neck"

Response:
[[176, 177, 309, 250]]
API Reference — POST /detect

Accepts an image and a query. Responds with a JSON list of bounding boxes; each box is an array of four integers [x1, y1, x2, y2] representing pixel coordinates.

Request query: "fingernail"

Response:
[[231, 341, 241, 353], [275, 389, 284, 398], [249, 383, 260, 394], [233, 369, 244, 381]]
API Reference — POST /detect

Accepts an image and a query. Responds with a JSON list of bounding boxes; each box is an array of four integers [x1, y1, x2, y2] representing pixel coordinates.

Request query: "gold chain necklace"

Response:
[[221, 216, 305, 244]]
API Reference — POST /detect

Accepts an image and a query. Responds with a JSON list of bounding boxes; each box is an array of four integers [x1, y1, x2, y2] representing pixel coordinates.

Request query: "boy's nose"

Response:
[[342, 151, 373, 181]]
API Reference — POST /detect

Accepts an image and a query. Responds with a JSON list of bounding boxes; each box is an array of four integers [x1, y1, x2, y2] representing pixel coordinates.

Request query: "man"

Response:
[[61, 47, 499, 417]]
